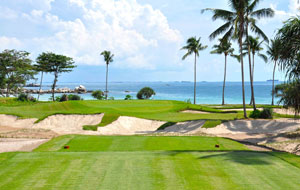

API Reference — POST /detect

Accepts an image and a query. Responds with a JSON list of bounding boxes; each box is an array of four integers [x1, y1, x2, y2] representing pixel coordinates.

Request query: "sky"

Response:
[[0, 0, 299, 83]]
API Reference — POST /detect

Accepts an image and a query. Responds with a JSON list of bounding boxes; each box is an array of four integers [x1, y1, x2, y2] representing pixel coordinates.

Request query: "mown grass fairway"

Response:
[[1, 136, 300, 190], [0, 99, 244, 123]]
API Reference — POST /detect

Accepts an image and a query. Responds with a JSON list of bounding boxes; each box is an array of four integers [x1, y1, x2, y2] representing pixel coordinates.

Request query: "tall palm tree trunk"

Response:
[[239, 26, 247, 118], [272, 61, 276, 105], [105, 63, 108, 100], [222, 54, 227, 105], [246, 23, 256, 110], [194, 53, 197, 104], [37, 71, 44, 101]]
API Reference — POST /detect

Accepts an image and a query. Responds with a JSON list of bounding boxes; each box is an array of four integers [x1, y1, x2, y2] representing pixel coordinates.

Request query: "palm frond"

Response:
[[251, 8, 274, 19], [209, 22, 232, 40]]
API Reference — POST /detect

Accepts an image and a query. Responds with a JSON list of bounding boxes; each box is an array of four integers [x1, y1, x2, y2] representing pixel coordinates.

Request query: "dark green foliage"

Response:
[[277, 17, 300, 80], [157, 122, 176, 131], [250, 110, 261, 119], [124, 95, 133, 100], [36, 52, 76, 101], [60, 94, 68, 102], [260, 108, 273, 119], [17, 93, 36, 102], [92, 90, 104, 100], [275, 81, 300, 116], [68, 94, 81, 101], [137, 87, 156, 100], [250, 108, 273, 119], [0, 49, 36, 97]]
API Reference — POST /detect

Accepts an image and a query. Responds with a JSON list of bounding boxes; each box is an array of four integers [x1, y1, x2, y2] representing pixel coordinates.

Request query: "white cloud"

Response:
[[0, 37, 22, 49], [1, 0, 182, 70]]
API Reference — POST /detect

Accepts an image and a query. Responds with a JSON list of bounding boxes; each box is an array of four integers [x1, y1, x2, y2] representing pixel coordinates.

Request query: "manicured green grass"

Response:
[[1, 136, 300, 190], [0, 99, 244, 122], [34, 135, 248, 152], [202, 120, 223, 128]]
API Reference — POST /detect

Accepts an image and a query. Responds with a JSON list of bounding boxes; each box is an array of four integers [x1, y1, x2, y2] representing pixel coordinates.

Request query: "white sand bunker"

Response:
[[34, 114, 104, 135], [98, 116, 165, 135], [199, 119, 300, 135], [157, 120, 206, 134], [0, 115, 37, 128], [181, 110, 211, 114], [0, 138, 49, 153]]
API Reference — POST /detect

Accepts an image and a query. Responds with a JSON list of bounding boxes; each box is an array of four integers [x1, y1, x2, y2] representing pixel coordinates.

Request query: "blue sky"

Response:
[[0, 0, 298, 82]]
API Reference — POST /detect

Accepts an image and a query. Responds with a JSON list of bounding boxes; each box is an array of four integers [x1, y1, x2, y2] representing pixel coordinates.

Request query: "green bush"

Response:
[[68, 94, 82, 101], [137, 87, 156, 100], [92, 90, 104, 100], [17, 93, 36, 102], [250, 108, 273, 119], [109, 97, 115, 100], [260, 108, 273, 119], [124, 95, 133, 100], [60, 94, 68, 102], [250, 110, 261, 119]]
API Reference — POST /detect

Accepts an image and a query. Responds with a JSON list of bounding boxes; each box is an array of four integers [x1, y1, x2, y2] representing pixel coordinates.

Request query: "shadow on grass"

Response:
[[158, 150, 271, 165]]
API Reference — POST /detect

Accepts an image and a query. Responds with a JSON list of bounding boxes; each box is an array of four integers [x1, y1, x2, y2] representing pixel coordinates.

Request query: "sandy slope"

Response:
[[98, 116, 165, 135], [0, 138, 49, 153]]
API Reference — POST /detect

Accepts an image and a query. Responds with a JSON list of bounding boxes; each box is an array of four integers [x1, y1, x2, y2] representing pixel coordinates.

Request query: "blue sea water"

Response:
[[31, 81, 282, 105]]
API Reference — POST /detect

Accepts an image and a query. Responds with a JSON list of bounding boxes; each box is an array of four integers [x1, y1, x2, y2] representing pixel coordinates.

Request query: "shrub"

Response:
[[249, 110, 261, 119], [250, 108, 273, 119], [185, 99, 192, 104], [260, 108, 273, 119], [137, 87, 156, 100], [17, 93, 36, 102], [92, 90, 104, 100], [59, 94, 68, 102], [109, 97, 115, 100], [124, 95, 132, 100], [68, 94, 82, 101]]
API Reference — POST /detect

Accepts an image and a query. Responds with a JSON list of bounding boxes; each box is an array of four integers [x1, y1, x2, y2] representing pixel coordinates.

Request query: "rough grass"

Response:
[[83, 113, 120, 131], [0, 99, 244, 123], [1, 136, 300, 190], [202, 120, 223, 128]]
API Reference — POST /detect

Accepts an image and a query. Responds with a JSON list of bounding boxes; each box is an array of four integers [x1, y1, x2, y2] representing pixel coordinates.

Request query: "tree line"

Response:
[[0, 51, 76, 101], [182, 0, 300, 117]]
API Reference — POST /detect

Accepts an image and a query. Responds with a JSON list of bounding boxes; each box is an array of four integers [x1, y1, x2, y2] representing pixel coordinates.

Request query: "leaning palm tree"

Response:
[[211, 38, 234, 105], [100, 50, 114, 100], [202, 0, 249, 117], [267, 38, 281, 105], [181, 37, 207, 104], [243, 36, 268, 105], [245, 1, 274, 110]]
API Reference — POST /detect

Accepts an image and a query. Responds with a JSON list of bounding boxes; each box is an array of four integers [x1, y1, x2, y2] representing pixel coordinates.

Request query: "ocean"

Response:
[[30, 81, 282, 105]]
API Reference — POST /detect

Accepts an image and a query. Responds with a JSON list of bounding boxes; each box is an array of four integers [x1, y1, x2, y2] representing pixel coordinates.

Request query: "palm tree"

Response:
[[245, 1, 274, 110], [181, 37, 207, 104], [202, 0, 249, 118], [211, 39, 234, 105], [267, 38, 281, 105], [202, 0, 274, 117], [243, 36, 268, 105], [101, 50, 114, 100]]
